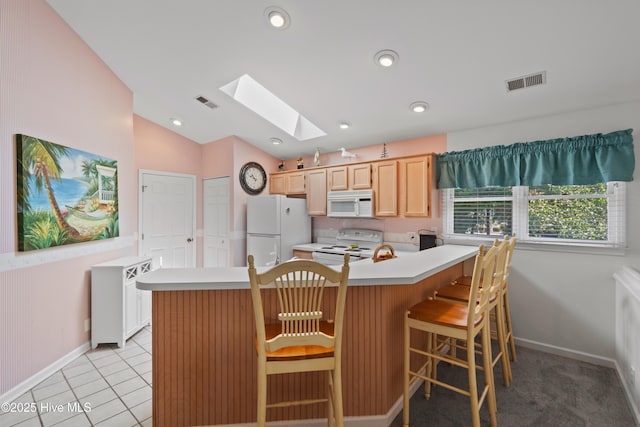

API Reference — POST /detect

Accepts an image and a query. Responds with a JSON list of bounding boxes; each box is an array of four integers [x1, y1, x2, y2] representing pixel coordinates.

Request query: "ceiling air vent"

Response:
[[506, 71, 546, 92], [195, 95, 218, 109]]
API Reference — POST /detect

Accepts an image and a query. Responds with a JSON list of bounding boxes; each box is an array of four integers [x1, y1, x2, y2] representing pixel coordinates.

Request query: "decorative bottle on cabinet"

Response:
[[314, 148, 321, 167], [91, 256, 153, 349]]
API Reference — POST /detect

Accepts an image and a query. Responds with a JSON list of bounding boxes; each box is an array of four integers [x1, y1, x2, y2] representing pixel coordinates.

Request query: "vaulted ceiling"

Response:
[[47, 0, 640, 159]]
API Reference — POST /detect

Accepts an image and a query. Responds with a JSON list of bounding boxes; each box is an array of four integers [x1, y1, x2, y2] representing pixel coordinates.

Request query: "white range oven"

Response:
[[311, 228, 383, 265]]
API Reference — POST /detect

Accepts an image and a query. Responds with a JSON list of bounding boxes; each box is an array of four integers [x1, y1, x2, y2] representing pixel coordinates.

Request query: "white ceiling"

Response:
[[46, 0, 640, 159]]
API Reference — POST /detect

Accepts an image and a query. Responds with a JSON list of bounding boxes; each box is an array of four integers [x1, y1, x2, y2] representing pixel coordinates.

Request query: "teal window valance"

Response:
[[436, 129, 635, 189]]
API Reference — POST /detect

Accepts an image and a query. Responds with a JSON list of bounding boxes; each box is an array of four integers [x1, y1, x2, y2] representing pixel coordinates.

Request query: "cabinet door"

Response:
[[125, 280, 138, 337], [372, 160, 397, 216], [399, 155, 432, 217], [139, 289, 151, 326], [306, 169, 327, 216], [350, 164, 372, 189], [286, 171, 306, 194], [328, 166, 348, 191], [269, 174, 285, 194]]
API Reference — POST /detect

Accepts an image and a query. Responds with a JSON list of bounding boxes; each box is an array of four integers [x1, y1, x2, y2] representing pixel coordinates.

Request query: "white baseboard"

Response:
[[614, 360, 640, 427], [0, 341, 91, 404], [515, 337, 616, 368]]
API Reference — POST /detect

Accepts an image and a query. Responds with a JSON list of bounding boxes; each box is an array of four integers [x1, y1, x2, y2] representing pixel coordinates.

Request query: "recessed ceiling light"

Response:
[[374, 50, 399, 67], [170, 118, 182, 126], [410, 101, 429, 113], [339, 121, 351, 129], [270, 137, 283, 145], [264, 6, 290, 29]]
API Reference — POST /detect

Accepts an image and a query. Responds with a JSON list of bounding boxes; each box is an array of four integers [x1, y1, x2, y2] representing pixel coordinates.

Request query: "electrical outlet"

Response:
[[84, 318, 91, 333], [407, 232, 417, 241]]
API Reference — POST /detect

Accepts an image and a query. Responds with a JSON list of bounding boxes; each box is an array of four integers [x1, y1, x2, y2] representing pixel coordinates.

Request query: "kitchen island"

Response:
[[137, 245, 477, 427]]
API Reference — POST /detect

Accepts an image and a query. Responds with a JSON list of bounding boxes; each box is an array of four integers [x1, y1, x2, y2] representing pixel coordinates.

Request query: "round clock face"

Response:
[[239, 162, 267, 195]]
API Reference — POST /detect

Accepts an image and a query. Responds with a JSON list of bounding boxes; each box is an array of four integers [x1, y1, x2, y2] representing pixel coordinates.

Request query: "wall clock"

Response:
[[239, 161, 267, 195]]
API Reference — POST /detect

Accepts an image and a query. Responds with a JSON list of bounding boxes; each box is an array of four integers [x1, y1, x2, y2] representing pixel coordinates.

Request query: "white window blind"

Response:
[[442, 182, 626, 248]]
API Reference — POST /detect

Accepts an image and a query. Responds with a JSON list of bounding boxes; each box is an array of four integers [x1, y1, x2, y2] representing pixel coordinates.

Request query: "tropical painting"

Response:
[[16, 134, 119, 251]]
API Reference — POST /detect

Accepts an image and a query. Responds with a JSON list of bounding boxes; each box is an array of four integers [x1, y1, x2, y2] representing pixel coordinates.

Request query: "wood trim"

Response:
[[151, 263, 462, 426]]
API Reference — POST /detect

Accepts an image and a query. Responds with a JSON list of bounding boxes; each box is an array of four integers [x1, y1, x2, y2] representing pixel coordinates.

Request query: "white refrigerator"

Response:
[[246, 195, 311, 267]]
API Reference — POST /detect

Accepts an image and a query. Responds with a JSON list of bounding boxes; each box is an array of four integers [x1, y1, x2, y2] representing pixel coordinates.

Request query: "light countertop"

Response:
[[136, 245, 478, 291], [292, 243, 327, 252]]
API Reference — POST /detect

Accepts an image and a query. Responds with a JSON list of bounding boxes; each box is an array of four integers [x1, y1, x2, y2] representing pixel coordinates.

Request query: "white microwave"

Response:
[[327, 190, 374, 218]]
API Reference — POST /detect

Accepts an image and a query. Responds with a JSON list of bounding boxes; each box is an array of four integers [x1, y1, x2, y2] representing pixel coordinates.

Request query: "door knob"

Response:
[[187, 238, 193, 242]]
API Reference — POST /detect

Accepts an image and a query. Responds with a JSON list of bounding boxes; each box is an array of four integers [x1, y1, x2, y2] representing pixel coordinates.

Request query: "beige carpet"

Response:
[[393, 345, 637, 426]]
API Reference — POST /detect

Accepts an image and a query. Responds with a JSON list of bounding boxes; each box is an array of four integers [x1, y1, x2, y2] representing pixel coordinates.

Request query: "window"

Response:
[[442, 182, 626, 248]]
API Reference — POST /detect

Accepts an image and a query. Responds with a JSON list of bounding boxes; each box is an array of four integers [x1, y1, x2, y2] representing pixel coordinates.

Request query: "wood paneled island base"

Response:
[[150, 263, 465, 427]]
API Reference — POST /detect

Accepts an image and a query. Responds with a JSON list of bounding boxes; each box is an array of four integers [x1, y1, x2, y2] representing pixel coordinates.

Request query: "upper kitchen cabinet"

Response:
[[350, 163, 372, 189], [399, 155, 432, 217], [270, 153, 431, 218], [286, 171, 306, 194], [269, 174, 286, 194], [327, 166, 348, 191], [269, 170, 306, 195], [372, 160, 398, 216], [306, 168, 327, 216], [328, 164, 371, 191]]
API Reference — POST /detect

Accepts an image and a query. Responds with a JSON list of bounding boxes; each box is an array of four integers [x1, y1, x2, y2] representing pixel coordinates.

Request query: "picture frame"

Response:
[[16, 134, 119, 251]]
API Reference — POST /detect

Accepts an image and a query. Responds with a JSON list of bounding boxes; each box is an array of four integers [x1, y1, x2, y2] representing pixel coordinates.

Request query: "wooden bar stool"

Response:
[[438, 236, 517, 362], [435, 237, 514, 386], [403, 244, 501, 427], [247, 254, 350, 427]]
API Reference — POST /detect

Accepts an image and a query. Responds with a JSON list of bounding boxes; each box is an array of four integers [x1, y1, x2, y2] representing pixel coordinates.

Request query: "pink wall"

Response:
[[202, 135, 235, 179], [202, 136, 279, 266], [133, 115, 204, 265], [1, 0, 136, 397]]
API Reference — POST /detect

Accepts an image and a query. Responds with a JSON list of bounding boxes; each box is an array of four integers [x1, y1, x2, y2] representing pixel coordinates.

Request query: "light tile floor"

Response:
[[1, 327, 153, 427]]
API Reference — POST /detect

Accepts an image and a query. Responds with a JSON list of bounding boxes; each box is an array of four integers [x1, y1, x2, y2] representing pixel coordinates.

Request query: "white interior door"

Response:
[[203, 177, 230, 267], [140, 171, 196, 268]]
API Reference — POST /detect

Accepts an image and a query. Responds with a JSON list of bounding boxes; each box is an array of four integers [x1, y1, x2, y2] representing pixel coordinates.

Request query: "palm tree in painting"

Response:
[[20, 136, 79, 237], [81, 159, 97, 180]]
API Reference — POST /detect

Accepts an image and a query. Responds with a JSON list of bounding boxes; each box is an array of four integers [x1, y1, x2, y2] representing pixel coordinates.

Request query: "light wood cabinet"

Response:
[[292, 249, 313, 259], [91, 256, 153, 349], [286, 171, 306, 194], [269, 174, 286, 194], [269, 171, 306, 195], [306, 169, 327, 216], [328, 164, 371, 190], [269, 153, 431, 218], [328, 166, 348, 191], [372, 160, 398, 216], [399, 155, 432, 217], [350, 163, 372, 189]]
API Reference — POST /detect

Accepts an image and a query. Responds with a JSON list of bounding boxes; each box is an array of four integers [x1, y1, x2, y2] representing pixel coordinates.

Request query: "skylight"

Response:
[[219, 74, 326, 141]]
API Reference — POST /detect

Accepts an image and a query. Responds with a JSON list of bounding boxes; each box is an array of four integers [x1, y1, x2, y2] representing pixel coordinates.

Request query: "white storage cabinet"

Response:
[[91, 256, 152, 348]]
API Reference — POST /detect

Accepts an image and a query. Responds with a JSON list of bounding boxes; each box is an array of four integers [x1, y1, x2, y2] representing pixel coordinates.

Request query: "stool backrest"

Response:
[[467, 243, 501, 325], [248, 254, 350, 355], [502, 234, 517, 288]]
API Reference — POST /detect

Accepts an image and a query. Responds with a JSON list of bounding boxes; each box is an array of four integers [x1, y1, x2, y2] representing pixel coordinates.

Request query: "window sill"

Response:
[[442, 236, 627, 257]]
